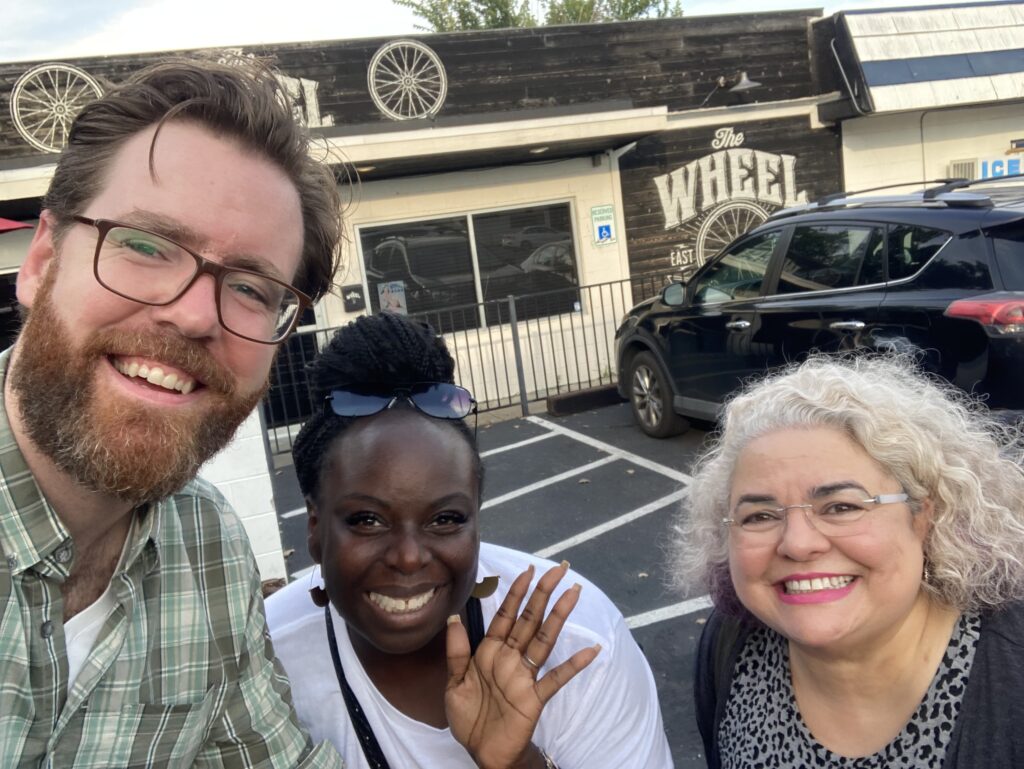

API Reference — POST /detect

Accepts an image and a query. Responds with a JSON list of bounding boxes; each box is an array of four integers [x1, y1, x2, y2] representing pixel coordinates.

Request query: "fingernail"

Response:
[[447, 614, 461, 625], [572, 582, 582, 593], [593, 643, 603, 653], [560, 560, 570, 569]]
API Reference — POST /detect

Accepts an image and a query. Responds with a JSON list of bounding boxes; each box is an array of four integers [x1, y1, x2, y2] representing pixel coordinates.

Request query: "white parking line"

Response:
[[525, 416, 692, 483], [481, 456, 618, 510], [281, 506, 307, 520], [533, 488, 688, 558], [481, 432, 557, 458], [626, 595, 713, 629]]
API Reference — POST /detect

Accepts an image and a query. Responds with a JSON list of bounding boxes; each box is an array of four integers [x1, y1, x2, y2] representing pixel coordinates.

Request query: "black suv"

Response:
[[615, 178, 1024, 437]]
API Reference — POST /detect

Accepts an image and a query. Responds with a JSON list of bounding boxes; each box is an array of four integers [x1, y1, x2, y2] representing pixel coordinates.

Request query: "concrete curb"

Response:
[[546, 384, 625, 416]]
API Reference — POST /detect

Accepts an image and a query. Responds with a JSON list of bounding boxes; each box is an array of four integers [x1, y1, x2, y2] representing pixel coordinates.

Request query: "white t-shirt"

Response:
[[267, 543, 672, 769]]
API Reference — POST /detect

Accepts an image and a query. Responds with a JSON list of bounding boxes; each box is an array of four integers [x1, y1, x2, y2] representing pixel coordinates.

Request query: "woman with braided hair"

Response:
[[266, 312, 672, 769]]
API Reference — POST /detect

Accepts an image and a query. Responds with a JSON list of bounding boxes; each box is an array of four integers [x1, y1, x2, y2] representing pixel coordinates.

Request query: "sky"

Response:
[[3, 0, 963, 63]]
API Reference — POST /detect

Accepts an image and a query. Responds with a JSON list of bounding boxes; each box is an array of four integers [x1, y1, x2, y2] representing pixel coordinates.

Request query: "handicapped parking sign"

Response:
[[590, 204, 617, 246]]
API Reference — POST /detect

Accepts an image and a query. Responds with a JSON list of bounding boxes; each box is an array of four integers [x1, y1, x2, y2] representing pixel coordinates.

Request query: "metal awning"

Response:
[[831, 1, 1024, 114], [0, 217, 31, 233], [0, 220, 34, 274]]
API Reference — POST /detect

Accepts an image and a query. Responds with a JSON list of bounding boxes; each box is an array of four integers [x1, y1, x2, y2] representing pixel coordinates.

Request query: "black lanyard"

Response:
[[324, 598, 486, 769]]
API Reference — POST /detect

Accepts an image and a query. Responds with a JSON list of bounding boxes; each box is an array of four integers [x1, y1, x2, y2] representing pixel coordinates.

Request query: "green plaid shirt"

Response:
[[0, 350, 344, 768]]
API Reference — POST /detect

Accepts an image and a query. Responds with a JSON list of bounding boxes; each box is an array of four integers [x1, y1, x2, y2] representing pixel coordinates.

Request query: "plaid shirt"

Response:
[[0, 350, 344, 769]]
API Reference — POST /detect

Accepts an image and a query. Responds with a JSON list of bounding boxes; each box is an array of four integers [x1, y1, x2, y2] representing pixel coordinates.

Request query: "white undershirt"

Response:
[[63, 516, 135, 690], [266, 542, 673, 769]]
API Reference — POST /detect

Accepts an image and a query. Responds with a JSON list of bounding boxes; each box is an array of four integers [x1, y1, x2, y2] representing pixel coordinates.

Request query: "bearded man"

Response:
[[1, 59, 345, 768]]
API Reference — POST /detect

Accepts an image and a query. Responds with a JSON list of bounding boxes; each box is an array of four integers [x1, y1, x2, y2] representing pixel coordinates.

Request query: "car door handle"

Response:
[[725, 320, 750, 330], [829, 321, 865, 331]]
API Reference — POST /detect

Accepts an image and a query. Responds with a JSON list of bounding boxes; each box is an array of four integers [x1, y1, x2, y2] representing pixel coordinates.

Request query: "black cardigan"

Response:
[[694, 602, 1024, 768]]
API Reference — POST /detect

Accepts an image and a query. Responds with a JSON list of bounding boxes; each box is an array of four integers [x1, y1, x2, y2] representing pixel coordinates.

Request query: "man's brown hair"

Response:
[[42, 56, 342, 301]]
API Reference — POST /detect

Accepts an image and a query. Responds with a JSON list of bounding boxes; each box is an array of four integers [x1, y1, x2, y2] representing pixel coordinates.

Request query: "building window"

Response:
[[358, 203, 579, 329]]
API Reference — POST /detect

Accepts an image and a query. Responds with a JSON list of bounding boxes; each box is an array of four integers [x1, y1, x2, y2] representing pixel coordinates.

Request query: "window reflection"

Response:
[[359, 203, 580, 329]]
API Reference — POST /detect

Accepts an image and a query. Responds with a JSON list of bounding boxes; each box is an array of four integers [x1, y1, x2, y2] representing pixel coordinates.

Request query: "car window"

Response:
[[991, 222, 1024, 289], [692, 231, 779, 305], [887, 224, 949, 280], [777, 225, 885, 294]]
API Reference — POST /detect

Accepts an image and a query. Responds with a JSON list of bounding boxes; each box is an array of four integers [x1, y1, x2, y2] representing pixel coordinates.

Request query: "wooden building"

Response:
[[0, 11, 851, 576]]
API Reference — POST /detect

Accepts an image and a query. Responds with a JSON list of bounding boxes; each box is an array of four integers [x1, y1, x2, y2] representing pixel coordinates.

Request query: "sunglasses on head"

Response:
[[326, 382, 478, 420]]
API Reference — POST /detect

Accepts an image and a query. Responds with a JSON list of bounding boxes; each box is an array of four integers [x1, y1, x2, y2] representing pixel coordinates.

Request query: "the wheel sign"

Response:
[[368, 40, 447, 121], [10, 63, 104, 153]]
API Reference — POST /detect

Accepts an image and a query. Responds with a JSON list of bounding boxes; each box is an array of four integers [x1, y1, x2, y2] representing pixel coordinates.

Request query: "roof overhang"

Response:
[[0, 163, 56, 203], [320, 105, 670, 180]]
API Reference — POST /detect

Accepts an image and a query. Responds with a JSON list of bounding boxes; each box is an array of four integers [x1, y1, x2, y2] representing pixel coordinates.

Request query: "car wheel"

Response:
[[628, 351, 689, 438], [521, 240, 533, 251]]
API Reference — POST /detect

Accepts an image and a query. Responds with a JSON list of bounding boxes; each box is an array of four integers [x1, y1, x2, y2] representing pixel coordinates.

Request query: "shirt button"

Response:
[[40, 621, 53, 639], [54, 544, 73, 564]]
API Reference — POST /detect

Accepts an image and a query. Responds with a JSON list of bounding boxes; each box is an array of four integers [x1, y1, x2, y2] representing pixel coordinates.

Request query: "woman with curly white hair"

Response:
[[678, 355, 1024, 769]]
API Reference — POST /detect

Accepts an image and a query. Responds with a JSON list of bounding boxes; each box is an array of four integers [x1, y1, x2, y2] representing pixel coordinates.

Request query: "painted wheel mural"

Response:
[[368, 40, 447, 121], [10, 63, 104, 153], [694, 200, 770, 263]]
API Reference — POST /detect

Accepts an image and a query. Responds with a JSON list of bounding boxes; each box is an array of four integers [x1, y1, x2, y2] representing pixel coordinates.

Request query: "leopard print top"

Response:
[[719, 612, 980, 768]]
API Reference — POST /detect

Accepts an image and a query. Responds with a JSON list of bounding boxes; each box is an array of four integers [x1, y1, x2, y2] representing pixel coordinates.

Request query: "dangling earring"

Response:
[[471, 575, 499, 599], [922, 559, 932, 586], [308, 565, 329, 607]]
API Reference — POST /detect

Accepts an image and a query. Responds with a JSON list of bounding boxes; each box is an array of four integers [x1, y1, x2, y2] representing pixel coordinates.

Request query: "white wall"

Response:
[[199, 408, 286, 580], [842, 102, 1024, 190]]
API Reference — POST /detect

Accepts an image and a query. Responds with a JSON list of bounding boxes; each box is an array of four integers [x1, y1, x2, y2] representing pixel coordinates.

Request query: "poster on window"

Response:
[[377, 281, 408, 315]]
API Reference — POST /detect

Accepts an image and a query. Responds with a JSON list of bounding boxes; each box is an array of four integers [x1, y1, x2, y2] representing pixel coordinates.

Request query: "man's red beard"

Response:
[[9, 270, 269, 504]]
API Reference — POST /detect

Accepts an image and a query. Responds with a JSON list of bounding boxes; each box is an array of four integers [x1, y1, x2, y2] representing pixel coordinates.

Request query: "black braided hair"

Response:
[[292, 312, 483, 502]]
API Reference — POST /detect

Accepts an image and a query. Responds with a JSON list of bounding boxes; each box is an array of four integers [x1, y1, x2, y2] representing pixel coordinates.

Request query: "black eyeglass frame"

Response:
[[72, 215, 312, 345], [325, 383, 479, 421]]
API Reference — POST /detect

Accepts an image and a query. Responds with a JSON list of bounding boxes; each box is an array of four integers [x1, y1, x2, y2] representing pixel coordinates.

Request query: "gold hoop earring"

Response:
[[471, 575, 499, 599]]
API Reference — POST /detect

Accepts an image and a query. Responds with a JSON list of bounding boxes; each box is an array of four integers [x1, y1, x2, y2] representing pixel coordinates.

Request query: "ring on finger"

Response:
[[522, 653, 542, 670]]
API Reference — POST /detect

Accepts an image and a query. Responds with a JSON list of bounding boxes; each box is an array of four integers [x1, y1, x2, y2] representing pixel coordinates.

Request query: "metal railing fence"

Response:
[[262, 269, 678, 454]]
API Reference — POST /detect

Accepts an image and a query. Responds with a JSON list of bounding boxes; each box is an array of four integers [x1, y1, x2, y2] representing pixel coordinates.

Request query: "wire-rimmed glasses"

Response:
[[73, 215, 310, 344], [722, 491, 910, 547]]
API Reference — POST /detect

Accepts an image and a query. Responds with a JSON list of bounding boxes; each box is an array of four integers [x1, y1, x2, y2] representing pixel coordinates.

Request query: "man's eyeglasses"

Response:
[[72, 216, 310, 344], [327, 383, 478, 421], [722, 491, 910, 548]]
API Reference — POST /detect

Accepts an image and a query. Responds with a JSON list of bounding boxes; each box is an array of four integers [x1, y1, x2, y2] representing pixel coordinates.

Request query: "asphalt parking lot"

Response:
[[272, 401, 713, 768]]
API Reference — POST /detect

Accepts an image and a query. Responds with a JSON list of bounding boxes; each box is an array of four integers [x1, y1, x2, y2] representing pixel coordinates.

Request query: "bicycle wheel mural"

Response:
[[694, 200, 770, 261], [368, 40, 447, 121], [10, 63, 104, 153]]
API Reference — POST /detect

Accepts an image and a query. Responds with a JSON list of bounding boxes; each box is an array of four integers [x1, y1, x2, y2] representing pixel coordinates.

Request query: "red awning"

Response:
[[0, 218, 32, 234]]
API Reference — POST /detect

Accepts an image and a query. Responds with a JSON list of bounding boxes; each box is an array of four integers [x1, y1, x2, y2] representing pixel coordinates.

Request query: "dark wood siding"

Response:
[[619, 117, 842, 276], [0, 12, 821, 162]]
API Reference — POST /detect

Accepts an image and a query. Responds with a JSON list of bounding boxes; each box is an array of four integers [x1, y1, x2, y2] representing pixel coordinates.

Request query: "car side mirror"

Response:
[[661, 282, 686, 307]]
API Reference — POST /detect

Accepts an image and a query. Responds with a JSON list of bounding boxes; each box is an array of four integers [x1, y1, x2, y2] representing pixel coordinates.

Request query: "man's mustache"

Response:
[[81, 328, 236, 396]]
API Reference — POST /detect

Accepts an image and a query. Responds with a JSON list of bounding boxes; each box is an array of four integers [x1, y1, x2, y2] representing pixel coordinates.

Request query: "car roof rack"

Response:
[[815, 179, 965, 205], [769, 174, 1024, 221]]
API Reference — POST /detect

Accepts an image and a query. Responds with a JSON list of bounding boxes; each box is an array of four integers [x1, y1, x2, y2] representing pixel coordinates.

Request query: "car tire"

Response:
[[628, 351, 689, 438], [521, 240, 533, 251]]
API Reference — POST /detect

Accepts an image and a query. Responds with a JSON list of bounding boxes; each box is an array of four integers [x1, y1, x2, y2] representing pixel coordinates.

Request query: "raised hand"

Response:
[[445, 562, 601, 769]]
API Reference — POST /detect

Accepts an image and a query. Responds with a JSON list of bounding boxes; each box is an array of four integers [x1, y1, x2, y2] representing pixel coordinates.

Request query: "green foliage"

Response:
[[394, 0, 535, 31], [394, 0, 681, 31], [545, 0, 683, 24]]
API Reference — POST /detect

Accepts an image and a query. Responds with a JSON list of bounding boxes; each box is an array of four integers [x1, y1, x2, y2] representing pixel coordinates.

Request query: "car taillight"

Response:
[[945, 294, 1024, 335]]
